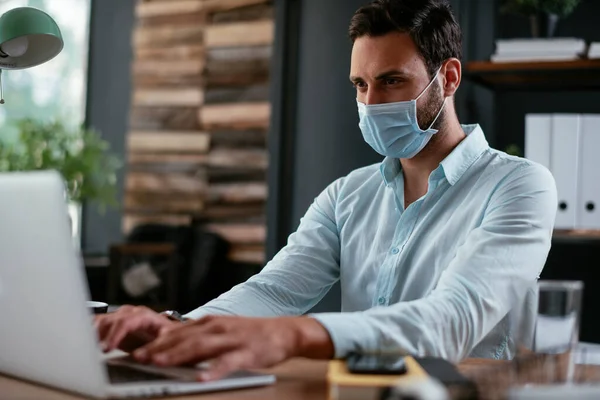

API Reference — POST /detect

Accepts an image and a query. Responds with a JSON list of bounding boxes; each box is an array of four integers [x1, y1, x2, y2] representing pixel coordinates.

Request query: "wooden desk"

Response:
[[3, 358, 598, 400], [0, 358, 328, 400]]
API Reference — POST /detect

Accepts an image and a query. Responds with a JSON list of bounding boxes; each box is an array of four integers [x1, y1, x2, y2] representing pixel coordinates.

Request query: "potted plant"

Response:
[[0, 118, 122, 246], [502, 0, 582, 38]]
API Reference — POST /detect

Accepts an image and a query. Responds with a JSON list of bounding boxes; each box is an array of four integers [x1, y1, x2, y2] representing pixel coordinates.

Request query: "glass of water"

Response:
[[462, 280, 585, 399], [531, 280, 584, 383]]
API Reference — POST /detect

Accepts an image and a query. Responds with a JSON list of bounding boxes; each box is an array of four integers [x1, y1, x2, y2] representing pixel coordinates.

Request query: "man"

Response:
[[96, 0, 557, 381]]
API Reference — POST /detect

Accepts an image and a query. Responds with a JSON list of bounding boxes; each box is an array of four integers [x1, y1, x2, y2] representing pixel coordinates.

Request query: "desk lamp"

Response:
[[0, 7, 63, 103]]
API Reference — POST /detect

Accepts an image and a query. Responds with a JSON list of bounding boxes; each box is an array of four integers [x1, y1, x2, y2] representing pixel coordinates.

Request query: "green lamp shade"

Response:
[[0, 7, 63, 70]]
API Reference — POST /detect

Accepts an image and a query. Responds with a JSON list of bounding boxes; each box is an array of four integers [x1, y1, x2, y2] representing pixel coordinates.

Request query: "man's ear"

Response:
[[440, 58, 461, 97]]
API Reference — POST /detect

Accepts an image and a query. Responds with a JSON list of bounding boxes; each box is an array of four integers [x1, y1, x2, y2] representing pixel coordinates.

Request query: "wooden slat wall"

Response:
[[126, 0, 273, 265]]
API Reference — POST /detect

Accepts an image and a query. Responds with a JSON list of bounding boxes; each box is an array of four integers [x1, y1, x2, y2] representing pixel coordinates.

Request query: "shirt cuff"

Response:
[[183, 308, 213, 320], [309, 312, 380, 359]]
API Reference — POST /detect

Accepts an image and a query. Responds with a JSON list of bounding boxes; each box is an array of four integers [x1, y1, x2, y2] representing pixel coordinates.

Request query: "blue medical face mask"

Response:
[[357, 68, 447, 159]]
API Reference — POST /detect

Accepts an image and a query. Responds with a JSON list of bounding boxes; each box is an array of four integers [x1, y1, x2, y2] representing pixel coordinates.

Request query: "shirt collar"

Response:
[[380, 157, 401, 186], [379, 124, 489, 186], [440, 124, 489, 185]]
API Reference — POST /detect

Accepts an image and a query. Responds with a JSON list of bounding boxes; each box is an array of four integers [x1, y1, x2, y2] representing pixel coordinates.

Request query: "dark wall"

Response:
[[491, 0, 600, 343], [83, 0, 135, 254], [290, 0, 383, 227], [268, 0, 384, 312]]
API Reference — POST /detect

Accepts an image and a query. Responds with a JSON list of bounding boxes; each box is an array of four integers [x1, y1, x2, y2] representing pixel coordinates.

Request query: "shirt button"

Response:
[[378, 297, 386, 305], [391, 247, 399, 255]]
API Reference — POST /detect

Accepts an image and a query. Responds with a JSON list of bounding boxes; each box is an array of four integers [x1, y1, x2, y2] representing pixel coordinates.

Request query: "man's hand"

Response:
[[131, 315, 334, 381], [94, 305, 178, 353]]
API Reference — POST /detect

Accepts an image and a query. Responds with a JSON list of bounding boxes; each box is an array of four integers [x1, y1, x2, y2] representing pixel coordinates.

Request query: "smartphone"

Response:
[[345, 352, 408, 375]]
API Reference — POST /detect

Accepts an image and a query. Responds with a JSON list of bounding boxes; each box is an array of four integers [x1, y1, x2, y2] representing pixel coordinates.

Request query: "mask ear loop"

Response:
[[415, 65, 447, 130], [415, 65, 444, 102], [426, 96, 447, 130]]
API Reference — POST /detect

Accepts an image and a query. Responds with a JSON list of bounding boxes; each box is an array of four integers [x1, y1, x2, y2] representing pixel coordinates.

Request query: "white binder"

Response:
[[525, 114, 551, 169], [577, 115, 600, 229], [551, 115, 580, 230]]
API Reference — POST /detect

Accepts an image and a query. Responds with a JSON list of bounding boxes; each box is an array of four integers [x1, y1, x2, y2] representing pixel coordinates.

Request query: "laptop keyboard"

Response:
[[107, 364, 170, 384]]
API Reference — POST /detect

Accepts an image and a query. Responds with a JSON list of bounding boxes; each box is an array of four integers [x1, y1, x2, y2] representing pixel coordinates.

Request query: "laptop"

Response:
[[0, 170, 275, 398]]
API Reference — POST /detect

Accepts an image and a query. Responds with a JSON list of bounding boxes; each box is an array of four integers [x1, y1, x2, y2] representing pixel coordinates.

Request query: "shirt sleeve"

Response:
[[311, 162, 557, 362], [184, 179, 343, 320]]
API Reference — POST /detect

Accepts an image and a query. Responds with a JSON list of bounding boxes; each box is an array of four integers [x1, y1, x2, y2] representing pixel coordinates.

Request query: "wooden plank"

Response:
[[205, 20, 274, 48], [135, 45, 204, 61], [204, 83, 270, 104], [203, 0, 270, 13], [128, 149, 267, 170], [133, 74, 203, 88], [211, 3, 273, 24], [128, 131, 211, 153], [132, 60, 204, 76], [125, 193, 204, 214], [129, 107, 200, 131], [207, 148, 268, 169], [206, 62, 269, 87], [210, 129, 266, 147], [133, 24, 204, 47], [199, 102, 270, 130], [204, 223, 266, 244], [128, 153, 208, 165], [138, 13, 207, 28], [126, 172, 206, 194], [123, 214, 192, 235], [128, 162, 205, 175], [228, 245, 265, 264], [208, 168, 266, 184], [205, 46, 271, 87], [208, 45, 271, 63], [199, 203, 265, 221], [136, 0, 204, 19], [208, 182, 267, 204], [133, 88, 204, 107]]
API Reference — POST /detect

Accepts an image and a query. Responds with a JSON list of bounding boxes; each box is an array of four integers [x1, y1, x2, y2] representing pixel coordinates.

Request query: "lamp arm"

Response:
[[0, 69, 5, 104]]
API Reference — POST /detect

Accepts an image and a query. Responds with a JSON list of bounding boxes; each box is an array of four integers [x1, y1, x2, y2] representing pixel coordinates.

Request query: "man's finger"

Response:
[[133, 325, 193, 361], [105, 317, 140, 352], [147, 334, 240, 367], [198, 350, 253, 382]]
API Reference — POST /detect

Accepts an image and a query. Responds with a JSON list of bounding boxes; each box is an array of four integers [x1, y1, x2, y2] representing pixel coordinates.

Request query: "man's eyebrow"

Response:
[[349, 70, 411, 83], [374, 70, 410, 80]]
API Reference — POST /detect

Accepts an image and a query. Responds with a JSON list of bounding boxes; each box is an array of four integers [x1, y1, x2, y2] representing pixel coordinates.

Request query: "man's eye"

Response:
[[384, 78, 399, 85], [354, 81, 367, 89]]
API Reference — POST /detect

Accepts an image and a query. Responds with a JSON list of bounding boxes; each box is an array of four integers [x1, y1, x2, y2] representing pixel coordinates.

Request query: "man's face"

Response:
[[350, 32, 445, 130]]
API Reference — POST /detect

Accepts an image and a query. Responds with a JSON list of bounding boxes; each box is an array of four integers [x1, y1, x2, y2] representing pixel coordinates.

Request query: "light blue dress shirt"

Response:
[[185, 124, 557, 362]]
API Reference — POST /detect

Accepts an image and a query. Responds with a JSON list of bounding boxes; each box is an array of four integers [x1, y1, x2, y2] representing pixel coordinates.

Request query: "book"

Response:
[[495, 37, 586, 54], [490, 52, 582, 63], [589, 42, 600, 59]]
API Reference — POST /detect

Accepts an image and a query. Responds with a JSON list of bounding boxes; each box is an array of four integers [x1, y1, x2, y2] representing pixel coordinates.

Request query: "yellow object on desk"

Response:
[[327, 357, 429, 400]]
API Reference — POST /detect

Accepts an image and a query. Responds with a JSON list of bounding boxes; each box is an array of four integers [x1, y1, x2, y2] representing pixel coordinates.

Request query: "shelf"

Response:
[[552, 229, 600, 244], [464, 59, 600, 90]]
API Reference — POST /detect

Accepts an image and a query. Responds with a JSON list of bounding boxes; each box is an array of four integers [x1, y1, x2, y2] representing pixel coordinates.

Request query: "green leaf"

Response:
[[0, 117, 122, 212]]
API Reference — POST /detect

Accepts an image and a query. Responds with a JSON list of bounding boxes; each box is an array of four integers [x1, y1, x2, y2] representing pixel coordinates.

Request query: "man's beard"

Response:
[[416, 81, 445, 131]]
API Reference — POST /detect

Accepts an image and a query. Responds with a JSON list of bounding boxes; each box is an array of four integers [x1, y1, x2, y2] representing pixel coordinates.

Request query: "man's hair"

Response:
[[349, 0, 462, 79]]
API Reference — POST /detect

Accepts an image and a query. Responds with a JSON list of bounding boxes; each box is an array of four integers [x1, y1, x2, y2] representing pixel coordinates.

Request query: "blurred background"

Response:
[[2, 0, 599, 344]]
